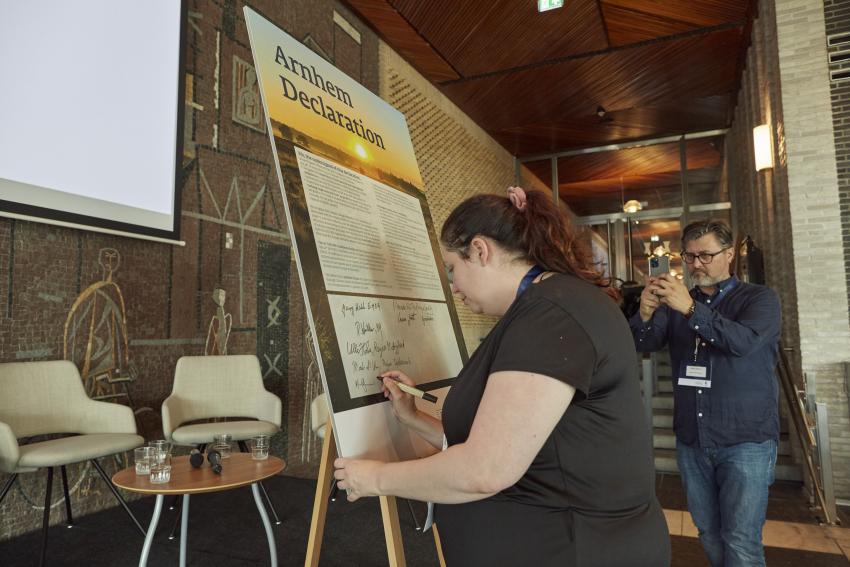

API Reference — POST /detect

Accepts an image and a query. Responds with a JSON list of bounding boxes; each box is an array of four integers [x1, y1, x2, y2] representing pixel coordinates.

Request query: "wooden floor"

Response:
[[657, 472, 850, 566]]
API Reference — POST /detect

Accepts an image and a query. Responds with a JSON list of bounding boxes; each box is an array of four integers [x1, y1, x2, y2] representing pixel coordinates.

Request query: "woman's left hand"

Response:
[[333, 458, 384, 502]]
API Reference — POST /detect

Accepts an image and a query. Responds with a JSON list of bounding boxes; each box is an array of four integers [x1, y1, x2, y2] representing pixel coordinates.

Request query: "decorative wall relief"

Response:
[[63, 248, 154, 432], [232, 55, 264, 132], [64, 248, 133, 401], [205, 288, 232, 355], [257, 241, 290, 456], [300, 325, 324, 465]]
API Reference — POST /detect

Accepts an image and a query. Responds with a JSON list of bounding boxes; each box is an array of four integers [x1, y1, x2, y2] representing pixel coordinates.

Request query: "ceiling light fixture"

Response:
[[623, 199, 642, 214], [538, 0, 564, 13], [596, 105, 606, 118]]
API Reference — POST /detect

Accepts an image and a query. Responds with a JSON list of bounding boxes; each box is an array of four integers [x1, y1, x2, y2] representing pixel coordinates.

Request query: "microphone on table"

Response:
[[189, 449, 204, 468], [207, 449, 223, 474]]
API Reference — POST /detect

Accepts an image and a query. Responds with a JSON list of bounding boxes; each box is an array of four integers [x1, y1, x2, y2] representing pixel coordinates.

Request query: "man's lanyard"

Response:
[[516, 265, 544, 298]]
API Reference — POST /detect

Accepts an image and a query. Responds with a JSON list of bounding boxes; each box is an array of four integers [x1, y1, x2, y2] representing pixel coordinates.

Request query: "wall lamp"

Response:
[[753, 124, 774, 171]]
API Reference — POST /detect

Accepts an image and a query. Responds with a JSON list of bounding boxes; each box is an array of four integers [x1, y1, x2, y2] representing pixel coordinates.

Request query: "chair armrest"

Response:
[[78, 400, 138, 434], [0, 421, 21, 474], [161, 395, 186, 441], [256, 391, 282, 427]]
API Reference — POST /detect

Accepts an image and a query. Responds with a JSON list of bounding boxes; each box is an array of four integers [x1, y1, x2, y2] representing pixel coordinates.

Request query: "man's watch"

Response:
[[684, 300, 696, 320]]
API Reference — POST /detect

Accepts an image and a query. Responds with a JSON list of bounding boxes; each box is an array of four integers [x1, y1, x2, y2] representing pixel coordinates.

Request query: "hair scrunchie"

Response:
[[507, 186, 528, 211]]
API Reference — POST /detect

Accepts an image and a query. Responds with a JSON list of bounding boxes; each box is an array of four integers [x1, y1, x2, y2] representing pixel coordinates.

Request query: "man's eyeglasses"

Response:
[[680, 248, 730, 264]]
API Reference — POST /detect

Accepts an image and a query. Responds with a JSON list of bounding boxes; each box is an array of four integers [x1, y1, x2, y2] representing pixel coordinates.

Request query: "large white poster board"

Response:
[[244, 8, 466, 462]]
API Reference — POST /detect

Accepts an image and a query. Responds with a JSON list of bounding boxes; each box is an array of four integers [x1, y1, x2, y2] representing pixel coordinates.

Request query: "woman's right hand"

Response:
[[379, 370, 419, 425]]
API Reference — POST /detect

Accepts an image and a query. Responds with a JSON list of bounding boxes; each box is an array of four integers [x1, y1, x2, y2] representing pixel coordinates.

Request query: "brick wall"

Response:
[[378, 46, 550, 353], [776, 0, 850, 499], [825, 0, 850, 498], [826, 1, 850, 334], [0, 0, 538, 540], [0, 0, 382, 540], [728, 0, 850, 498]]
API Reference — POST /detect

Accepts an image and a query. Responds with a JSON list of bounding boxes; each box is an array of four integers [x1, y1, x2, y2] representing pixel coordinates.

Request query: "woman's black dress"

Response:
[[436, 273, 670, 566]]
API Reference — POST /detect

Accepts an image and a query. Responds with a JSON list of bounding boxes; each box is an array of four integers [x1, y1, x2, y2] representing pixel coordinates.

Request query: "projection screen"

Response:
[[0, 0, 186, 244]]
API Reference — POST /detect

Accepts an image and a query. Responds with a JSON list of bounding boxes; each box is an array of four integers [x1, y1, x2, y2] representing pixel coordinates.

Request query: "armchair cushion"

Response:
[[16, 433, 143, 471], [171, 421, 279, 445]]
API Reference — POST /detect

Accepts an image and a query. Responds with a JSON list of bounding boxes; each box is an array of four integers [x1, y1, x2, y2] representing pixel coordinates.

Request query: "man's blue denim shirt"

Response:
[[629, 277, 782, 448]]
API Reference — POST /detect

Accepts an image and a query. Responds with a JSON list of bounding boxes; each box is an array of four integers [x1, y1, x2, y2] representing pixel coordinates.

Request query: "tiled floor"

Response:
[[658, 473, 850, 565]]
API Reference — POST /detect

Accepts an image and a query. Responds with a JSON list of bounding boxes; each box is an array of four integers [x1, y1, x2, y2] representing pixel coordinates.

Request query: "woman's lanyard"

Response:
[[516, 265, 544, 298]]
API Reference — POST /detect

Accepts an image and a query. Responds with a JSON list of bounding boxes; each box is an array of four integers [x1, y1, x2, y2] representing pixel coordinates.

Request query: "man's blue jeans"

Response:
[[676, 439, 777, 567]]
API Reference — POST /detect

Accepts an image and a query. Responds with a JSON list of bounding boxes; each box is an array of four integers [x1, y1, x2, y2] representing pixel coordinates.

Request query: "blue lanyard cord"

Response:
[[516, 265, 545, 298]]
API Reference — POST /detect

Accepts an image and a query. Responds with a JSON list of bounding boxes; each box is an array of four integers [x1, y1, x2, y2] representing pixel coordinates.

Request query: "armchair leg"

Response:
[[89, 459, 146, 537], [404, 497, 422, 531], [0, 473, 18, 506], [257, 481, 281, 525], [168, 497, 184, 540], [60, 465, 74, 528], [238, 440, 281, 525], [329, 475, 340, 502], [39, 467, 53, 567]]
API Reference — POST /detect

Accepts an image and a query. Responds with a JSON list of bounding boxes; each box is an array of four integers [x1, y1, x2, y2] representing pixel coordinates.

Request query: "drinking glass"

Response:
[[134, 446, 153, 475], [250, 435, 270, 460], [150, 454, 172, 484], [212, 433, 232, 459], [148, 439, 172, 465]]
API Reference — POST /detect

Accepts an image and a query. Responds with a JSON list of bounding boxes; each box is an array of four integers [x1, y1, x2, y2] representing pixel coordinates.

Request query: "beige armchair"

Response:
[[0, 360, 146, 566], [162, 354, 282, 524], [310, 392, 329, 440]]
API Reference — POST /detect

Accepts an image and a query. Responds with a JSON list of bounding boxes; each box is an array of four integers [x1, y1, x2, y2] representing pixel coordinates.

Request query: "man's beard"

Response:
[[690, 270, 726, 287]]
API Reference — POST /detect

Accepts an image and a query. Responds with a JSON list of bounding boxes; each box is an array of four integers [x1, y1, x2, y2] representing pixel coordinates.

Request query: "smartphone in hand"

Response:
[[649, 255, 670, 277]]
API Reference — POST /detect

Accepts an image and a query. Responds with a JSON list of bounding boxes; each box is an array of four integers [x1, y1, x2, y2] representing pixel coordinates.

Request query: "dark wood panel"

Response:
[[602, 0, 747, 28], [493, 95, 730, 155], [390, 0, 608, 77], [558, 139, 720, 182], [344, 0, 460, 82], [602, 4, 697, 45], [440, 29, 742, 135], [342, 0, 755, 199], [555, 169, 720, 197]]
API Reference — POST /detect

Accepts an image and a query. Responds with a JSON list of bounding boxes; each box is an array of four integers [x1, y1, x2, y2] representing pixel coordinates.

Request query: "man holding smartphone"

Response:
[[629, 220, 781, 567]]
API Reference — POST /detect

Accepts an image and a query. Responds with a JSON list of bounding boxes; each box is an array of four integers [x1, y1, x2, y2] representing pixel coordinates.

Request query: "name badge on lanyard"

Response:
[[678, 336, 711, 388]]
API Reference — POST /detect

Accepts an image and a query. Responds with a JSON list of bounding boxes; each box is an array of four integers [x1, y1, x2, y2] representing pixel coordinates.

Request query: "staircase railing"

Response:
[[776, 345, 838, 525]]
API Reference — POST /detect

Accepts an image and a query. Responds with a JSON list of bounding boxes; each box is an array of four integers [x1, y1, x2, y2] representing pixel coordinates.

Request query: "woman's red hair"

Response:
[[441, 189, 616, 299]]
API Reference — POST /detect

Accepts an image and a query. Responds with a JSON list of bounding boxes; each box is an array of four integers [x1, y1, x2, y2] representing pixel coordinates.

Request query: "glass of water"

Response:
[[250, 435, 270, 460], [134, 446, 153, 475], [148, 440, 171, 465], [149, 454, 172, 484], [212, 433, 232, 459]]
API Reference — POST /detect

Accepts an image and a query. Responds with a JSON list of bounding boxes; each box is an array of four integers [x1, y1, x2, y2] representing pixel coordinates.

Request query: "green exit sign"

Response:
[[538, 0, 564, 12]]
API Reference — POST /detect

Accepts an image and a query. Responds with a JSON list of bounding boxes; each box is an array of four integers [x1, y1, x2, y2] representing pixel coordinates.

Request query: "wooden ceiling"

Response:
[[343, 0, 754, 216]]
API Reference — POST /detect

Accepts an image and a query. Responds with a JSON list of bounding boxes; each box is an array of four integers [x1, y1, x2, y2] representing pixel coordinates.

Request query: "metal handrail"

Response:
[[776, 346, 837, 524]]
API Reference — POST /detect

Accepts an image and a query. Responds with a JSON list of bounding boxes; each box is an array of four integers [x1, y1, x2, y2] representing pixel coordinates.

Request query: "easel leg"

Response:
[[305, 419, 411, 567], [433, 524, 447, 567], [379, 495, 406, 567], [304, 419, 337, 567]]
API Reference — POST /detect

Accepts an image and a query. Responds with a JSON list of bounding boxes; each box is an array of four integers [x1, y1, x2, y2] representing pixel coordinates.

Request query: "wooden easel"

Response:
[[304, 419, 446, 567]]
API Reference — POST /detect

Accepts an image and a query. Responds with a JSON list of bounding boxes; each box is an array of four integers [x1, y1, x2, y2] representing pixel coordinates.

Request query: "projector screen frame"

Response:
[[0, 0, 189, 246]]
